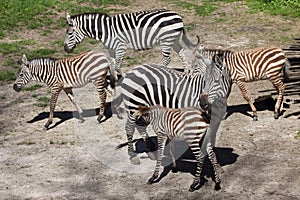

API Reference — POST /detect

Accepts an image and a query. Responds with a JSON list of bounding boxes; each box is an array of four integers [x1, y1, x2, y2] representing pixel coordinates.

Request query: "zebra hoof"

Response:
[[189, 181, 200, 192], [43, 121, 52, 130], [130, 156, 141, 165], [171, 167, 178, 173], [214, 182, 221, 191], [147, 174, 158, 185], [274, 112, 279, 119], [253, 116, 258, 121], [97, 116, 104, 123]]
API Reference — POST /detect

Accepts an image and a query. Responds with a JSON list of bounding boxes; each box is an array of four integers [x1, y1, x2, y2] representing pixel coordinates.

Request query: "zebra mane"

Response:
[[203, 48, 233, 54], [71, 12, 109, 19], [29, 57, 57, 65]]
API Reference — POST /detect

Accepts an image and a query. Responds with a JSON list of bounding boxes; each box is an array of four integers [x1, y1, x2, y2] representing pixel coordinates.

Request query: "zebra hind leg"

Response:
[[270, 78, 285, 119], [189, 154, 205, 192], [236, 80, 258, 121], [148, 134, 167, 184]]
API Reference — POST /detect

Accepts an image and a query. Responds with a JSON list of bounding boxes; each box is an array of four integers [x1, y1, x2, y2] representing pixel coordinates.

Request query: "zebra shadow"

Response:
[[27, 102, 113, 129], [226, 95, 290, 119], [129, 138, 238, 189]]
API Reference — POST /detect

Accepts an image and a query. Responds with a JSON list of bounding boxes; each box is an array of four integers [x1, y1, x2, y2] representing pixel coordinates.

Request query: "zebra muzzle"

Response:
[[13, 84, 21, 92], [64, 44, 73, 53]]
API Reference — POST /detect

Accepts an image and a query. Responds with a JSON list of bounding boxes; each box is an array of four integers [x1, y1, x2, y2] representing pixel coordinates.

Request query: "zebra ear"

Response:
[[21, 54, 28, 65], [66, 13, 73, 26]]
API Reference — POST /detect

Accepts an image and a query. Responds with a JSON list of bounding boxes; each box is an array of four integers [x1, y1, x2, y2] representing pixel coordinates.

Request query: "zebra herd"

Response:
[[13, 9, 290, 192]]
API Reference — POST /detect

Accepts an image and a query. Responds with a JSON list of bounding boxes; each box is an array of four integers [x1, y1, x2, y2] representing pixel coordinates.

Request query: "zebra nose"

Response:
[[64, 44, 73, 53], [13, 84, 21, 92]]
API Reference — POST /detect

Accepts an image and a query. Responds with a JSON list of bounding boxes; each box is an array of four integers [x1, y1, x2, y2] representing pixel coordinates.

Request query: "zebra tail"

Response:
[[116, 138, 140, 149], [182, 30, 200, 49], [283, 58, 291, 83]]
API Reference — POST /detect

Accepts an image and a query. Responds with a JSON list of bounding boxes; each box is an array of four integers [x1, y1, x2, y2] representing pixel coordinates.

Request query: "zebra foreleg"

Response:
[[114, 47, 127, 76], [148, 134, 167, 184], [236, 80, 258, 120], [64, 88, 84, 122], [169, 141, 178, 173], [161, 48, 171, 67], [44, 86, 62, 130], [125, 115, 140, 165]]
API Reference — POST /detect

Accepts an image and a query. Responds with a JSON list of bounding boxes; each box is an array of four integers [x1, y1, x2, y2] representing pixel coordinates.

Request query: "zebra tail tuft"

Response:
[[182, 30, 200, 49], [116, 138, 140, 149], [283, 58, 291, 83]]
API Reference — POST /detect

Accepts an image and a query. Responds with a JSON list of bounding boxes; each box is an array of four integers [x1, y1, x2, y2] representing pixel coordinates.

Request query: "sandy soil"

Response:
[[0, 1, 300, 199]]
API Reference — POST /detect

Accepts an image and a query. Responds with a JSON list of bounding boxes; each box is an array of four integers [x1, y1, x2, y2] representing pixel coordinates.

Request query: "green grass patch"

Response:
[[0, 40, 36, 55], [22, 84, 43, 91], [34, 96, 50, 107], [25, 49, 57, 59], [164, 0, 218, 16], [246, 0, 300, 17], [0, 70, 16, 82], [0, 0, 131, 38], [295, 130, 300, 139]]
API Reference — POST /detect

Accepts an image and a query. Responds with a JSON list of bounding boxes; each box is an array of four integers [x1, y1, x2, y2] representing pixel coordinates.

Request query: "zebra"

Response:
[[13, 50, 116, 130], [135, 105, 222, 192], [114, 52, 231, 165], [195, 44, 290, 120], [64, 9, 199, 74]]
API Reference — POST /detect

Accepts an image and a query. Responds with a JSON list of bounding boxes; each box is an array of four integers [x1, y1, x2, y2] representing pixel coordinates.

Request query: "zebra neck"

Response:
[[81, 13, 112, 44], [30, 59, 57, 85]]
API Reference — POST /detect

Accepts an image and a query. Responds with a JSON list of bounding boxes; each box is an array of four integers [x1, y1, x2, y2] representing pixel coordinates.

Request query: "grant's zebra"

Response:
[[196, 45, 290, 120], [135, 105, 222, 192], [64, 9, 199, 74], [114, 53, 231, 165], [13, 51, 116, 130]]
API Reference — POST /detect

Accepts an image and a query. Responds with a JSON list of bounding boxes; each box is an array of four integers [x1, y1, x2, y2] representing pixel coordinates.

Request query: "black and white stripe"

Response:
[[114, 54, 231, 164], [196, 45, 290, 120], [13, 51, 116, 129], [136, 105, 222, 191], [64, 9, 198, 73]]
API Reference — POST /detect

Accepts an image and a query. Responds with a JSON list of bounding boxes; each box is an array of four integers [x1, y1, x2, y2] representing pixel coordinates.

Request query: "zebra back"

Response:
[[196, 44, 288, 82], [137, 105, 209, 139]]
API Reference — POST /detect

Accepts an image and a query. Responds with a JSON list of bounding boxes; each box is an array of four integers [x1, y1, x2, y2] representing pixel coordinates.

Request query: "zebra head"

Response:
[[13, 54, 32, 92], [64, 13, 85, 53], [199, 53, 231, 111]]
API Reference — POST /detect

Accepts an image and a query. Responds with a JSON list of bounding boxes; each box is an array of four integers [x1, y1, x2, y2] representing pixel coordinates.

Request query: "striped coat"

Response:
[[196, 46, 290, 120], [64, 9, 198, 73], [136, 105, 222, 191], [13, 50, 116, 129]]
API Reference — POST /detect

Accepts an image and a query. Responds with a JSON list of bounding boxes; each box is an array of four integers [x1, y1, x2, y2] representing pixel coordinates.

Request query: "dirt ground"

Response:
[[1, 1, 300, 199]]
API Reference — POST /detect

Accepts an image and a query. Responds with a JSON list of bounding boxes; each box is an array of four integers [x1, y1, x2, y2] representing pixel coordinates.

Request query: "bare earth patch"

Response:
[[0, 0, 300, 199]]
